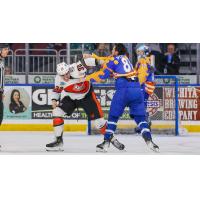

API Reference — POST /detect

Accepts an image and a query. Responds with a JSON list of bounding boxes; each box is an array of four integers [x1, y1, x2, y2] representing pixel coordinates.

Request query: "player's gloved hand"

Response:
[[112, 72, 118, 79], [145, 81, 155, 95], [52, 100, 58, 109], [83, 54, 92, 59]]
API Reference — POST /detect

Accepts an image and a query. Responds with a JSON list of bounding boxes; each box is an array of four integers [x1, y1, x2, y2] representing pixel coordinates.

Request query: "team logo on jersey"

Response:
[[64, 81, 90, 93], [73, 83, 85, 91], [147, 93, 162, 117]]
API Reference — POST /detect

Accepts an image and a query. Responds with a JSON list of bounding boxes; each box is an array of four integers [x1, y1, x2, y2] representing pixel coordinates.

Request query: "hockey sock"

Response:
[[99, 122, 107, 135], [104, 115, 119, 140], [94, 118, 107, 135], [53, 117, 64, 137], [134, 115, 152, 141], [134, 113, 150, 133]]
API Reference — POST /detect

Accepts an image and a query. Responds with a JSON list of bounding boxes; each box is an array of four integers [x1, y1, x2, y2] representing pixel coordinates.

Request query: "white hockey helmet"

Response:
[[56, 62, 69, 75]]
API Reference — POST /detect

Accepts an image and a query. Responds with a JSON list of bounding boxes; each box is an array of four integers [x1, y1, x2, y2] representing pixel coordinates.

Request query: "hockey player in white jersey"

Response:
[[46, 58, 124, 151]]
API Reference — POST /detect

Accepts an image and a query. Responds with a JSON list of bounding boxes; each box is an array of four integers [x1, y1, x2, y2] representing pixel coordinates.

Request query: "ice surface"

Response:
[[0, 131, 200, 154]]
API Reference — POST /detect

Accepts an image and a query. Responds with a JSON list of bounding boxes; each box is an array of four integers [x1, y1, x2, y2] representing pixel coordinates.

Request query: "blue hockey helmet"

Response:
[[136, 44, 150, 58]]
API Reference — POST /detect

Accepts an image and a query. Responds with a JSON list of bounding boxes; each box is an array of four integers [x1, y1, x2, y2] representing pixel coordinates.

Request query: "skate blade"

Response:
[[145, 141, 159, 153], [112, 145, 126, 152], [148, 146, 160, 153], [46, 147, 64, 152], [152, 147, 160, 153], [119, 149, 126, 153], [112, 146, 126, 152], [96, 147, 108, 153]]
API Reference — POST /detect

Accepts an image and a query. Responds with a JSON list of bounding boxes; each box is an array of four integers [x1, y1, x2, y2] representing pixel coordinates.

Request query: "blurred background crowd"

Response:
[[3, 43, 198, 76]]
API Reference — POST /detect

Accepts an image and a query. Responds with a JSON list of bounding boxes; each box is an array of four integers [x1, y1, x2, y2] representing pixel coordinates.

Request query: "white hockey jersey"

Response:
[[52, 61, 91, 101]]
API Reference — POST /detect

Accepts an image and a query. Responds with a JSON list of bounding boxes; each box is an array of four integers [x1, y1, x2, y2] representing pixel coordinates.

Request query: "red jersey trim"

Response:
[[63, 81, 90, 94]]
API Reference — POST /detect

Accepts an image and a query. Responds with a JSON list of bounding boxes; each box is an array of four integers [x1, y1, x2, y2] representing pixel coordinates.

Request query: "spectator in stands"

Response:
[[87, 43, 110, 74], [4, 66, 12, 75], [84, 43, 95, 51], [46, 43, 66, 54], [160, 43, 180, 75], [10, 43, 25, 55], [93, 43, 110, 57], [144, 43, 164, 74], [9, 89, 27, 114]]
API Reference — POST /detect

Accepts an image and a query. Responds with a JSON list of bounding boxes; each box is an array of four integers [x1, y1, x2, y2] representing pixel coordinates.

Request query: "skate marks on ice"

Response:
[[0, 132, 200, 154]]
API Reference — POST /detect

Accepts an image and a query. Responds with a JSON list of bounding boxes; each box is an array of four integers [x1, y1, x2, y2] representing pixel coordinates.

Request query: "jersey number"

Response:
[[122, 57, 132, 72], [77, 64, 85, 71]]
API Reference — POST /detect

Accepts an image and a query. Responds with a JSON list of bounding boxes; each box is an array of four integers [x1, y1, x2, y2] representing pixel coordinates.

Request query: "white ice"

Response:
[[0, 131, 200, 154]]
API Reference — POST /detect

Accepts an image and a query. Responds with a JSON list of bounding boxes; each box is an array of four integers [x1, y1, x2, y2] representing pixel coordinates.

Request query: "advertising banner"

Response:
[[28, 75, 56, 84], [5, 75, 26, 84], [155, 75, 197, 84], [3, 86, 32, 120], [31, 84, 200, 121], [163, 87, 200, 121], [3, 84, 200, 121]]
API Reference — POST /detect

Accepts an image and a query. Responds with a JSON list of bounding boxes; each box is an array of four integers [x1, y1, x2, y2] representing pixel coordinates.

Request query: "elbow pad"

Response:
[[86, 68, 111, 83]]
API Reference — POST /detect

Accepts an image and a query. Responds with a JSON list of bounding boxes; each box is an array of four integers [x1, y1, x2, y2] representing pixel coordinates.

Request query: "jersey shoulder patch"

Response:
[[114, 60, 119, 65]]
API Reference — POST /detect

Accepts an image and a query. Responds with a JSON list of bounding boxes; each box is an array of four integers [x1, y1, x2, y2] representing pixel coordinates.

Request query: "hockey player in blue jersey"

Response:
[[85, 44, 159, 152], [135, 44, 156, 133]]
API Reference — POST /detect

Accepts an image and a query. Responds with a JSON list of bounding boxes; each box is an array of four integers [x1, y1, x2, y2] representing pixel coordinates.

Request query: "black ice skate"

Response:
[[96, 139, 110, 152], [110, 135, 125, 151], [96, 135, 125, 152], [46, 136, 64, 151], [144, 138, 159, 152]]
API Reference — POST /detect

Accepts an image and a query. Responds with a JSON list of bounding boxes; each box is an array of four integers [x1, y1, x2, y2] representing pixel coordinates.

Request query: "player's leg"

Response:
[[135, 86, 145, 134], [46, 97, 76, 151], [96, 114, 125, 152], [96, 90, 126, 152], [80, 89, 107, 134], [79, 91, 111, 152], [144, 92, 152, 130], [134, 115, 159, 152], [135, 89, 150, 133], [129, 88, 159, 152], [79, 90, 113, 152], [0, 92, 3, 126], [46, 107, 65, 151]]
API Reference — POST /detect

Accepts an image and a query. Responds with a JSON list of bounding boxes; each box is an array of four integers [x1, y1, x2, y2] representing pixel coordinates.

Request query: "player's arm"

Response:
[[85, 58, 116, 82], [81, 53, 106, 68], [85, 65, 113, 82], [51, 75, 63, 108], [137, 62, 155, 95], [136, 58, 148, 84], [143, 56, 156, 95], [83, 53, 115, 68], [145, 81, 156, 95]]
